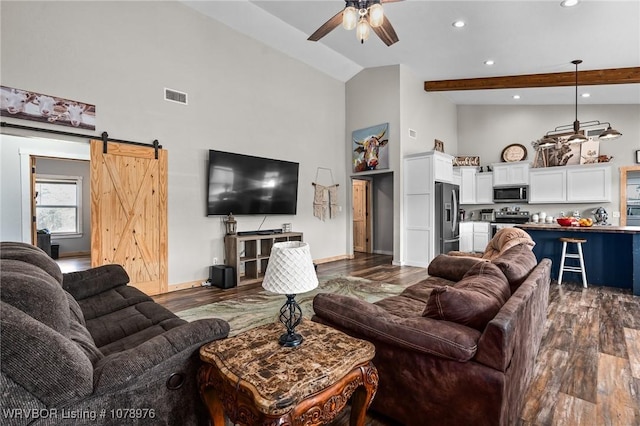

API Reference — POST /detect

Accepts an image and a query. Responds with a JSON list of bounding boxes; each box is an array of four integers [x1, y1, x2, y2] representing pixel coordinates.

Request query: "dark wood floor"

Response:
[[62, 253, 640, 425]]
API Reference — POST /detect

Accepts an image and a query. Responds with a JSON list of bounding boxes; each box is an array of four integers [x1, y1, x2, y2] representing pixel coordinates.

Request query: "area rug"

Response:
[[176, 275, 411, 336]]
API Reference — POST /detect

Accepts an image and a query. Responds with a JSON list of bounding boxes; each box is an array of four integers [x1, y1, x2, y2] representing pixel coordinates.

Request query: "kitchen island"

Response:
[[517, 224, 640, 296]]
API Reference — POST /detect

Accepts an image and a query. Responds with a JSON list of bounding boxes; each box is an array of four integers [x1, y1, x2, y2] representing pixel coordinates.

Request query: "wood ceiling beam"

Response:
[[424, 67, 640, 92]]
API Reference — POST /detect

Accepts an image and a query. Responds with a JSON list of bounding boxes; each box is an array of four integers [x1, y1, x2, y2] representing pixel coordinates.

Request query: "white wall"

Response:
[[457, 104, 640, 224], [346, 65, 401, 259], [1, 1, 347, 286], [345, 65, 458, 263]]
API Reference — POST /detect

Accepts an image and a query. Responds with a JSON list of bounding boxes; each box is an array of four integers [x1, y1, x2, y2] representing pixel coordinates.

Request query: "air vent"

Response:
[[408, 128, 417, 139], [164, 88, 188, 105]]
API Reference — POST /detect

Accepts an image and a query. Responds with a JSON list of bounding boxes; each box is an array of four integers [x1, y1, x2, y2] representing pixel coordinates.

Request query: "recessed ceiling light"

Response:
[[452, 20, 465, 28], [484, 60, 495, 66], [513, 95, 521, 100], [561, 0, 579, 7], [581, 93, 591, 98]]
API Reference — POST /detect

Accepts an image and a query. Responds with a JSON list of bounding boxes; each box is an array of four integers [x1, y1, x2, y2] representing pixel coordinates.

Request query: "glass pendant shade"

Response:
[[356, 17, 370, 43], [599, 126, 622, 140], [342, 6, 357, 30], [368, 4, 384, 28]]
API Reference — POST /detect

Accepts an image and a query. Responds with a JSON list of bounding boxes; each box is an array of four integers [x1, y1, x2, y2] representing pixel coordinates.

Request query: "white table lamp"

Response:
[[262, 241, 318, 347]]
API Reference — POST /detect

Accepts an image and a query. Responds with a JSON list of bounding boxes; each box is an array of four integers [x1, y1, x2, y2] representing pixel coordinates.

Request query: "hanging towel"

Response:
[[313, 184, 339, 221]]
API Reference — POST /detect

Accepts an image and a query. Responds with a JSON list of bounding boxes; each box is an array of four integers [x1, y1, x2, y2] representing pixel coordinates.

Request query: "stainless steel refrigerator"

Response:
[[434, 182, 460, 256]]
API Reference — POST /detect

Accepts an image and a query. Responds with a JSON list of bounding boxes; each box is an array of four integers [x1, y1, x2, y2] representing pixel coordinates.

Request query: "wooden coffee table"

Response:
[[198, 319, 378, 426]]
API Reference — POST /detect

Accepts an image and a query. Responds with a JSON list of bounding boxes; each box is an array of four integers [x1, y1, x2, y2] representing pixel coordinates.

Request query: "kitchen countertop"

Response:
[[517, 223, 640, 234]]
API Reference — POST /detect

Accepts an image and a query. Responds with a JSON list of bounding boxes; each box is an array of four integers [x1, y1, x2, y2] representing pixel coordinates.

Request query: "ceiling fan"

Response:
[[307, 0, 403, 46]]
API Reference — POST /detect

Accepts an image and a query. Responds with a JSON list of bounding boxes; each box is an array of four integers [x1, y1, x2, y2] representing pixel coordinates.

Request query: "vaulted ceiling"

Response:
[[183, 0, 640, 105]]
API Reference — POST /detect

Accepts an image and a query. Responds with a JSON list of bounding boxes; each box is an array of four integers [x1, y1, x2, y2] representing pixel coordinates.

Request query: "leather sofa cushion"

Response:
[[491, 244, 538, 293], [423, 261, 510, 331], [428, 254, 488, 282]]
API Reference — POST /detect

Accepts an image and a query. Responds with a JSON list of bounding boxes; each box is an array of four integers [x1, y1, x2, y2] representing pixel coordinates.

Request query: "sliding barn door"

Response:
[[90, 140, 168, 295]]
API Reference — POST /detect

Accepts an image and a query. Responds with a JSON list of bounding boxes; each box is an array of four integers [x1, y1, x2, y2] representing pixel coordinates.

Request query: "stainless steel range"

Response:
[[491, 210, 530, 236]]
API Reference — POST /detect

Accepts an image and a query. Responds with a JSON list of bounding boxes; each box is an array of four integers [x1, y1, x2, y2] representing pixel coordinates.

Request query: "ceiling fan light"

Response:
[[342, 6, 357, 30], [356, 17, 370, 43], [368, 3, 384, 28], [599, 126, 622, 140]]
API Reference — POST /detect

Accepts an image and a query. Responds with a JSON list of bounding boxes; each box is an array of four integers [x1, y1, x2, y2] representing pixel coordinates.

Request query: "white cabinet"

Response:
[[492, 161, 530, 186], [458, 167, 477, 204], [567, 164, 611, 202], [403, 151, 455, 267], [457, 167, 493, 205], [459, 222, 490, 253], [459, 222, 473, 252], [433, 151, 455, 183], [529, 164, 611, 203], [473, 222, 491, 252], [529, 168, 567, 203], [476, 173, 493, 204]]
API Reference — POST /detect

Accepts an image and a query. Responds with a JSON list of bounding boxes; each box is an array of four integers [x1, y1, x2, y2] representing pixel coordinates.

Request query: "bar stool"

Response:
[[558, 237, 588, 288]]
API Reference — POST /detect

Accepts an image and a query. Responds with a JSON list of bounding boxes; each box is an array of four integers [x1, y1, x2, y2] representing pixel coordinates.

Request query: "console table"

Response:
[[224, 232, 303, 287], [198, 320, 378, 426]]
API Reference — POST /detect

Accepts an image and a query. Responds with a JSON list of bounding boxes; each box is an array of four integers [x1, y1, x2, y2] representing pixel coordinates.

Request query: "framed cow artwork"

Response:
[[0, 85, 96, 130], [352, 123, 389, 173]]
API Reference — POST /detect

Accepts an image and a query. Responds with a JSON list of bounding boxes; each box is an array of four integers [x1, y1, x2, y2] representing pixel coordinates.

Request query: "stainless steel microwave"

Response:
[[493, 186, 528, 203]]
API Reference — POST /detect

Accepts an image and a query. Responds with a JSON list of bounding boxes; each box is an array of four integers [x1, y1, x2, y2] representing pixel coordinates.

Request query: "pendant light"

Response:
[[544, 60, 622, 143], [567, 60, 588, 143]]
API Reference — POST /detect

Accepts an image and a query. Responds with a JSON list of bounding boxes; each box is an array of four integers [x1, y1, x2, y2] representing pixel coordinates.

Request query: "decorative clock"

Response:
[[501, 144, 528, 162]]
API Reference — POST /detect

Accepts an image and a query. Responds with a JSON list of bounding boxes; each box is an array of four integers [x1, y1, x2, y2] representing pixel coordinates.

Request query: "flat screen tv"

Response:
[[207, 150, 299, 216]]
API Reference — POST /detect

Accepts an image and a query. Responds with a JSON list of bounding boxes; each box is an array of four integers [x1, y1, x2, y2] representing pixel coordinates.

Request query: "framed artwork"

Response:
[[434, 139, 444, 152], [0, 85, 95, 130], [580, 139, 600, 164], [539, 131, 583, 167], [352, 123, 389, 172]]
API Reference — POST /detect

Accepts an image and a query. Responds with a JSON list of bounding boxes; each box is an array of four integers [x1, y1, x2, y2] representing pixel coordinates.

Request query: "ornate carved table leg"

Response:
[[198, 365, 226, 426], [349, 362, 379, 426]]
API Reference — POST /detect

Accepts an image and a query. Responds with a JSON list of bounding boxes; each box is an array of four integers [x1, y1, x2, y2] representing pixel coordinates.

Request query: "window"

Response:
[[35, 175, 83, 236]]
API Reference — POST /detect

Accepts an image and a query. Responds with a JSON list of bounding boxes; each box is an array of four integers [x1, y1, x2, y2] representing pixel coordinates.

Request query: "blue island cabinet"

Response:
[[517, 224, 640, 296]]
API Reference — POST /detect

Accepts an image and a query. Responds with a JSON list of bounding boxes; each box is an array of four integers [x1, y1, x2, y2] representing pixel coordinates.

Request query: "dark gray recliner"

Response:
[[0, 241, 229, 425]]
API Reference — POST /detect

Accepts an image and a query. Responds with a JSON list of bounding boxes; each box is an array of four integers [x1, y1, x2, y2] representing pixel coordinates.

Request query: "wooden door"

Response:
[[352, 179, 371, 253], [90, 140, 168, 295]]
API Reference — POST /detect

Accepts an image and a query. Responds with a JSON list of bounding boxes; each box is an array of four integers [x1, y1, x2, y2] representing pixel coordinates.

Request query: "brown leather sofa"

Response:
[[312, 243, 550, 426]]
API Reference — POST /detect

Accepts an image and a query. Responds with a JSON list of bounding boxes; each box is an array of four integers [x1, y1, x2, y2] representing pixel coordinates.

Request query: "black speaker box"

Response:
[[209, 265, 235, 289]]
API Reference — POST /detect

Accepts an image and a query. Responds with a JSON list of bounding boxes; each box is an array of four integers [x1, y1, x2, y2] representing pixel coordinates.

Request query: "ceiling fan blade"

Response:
[[372, 16, 399, 46], [308, 9, 343, 42]]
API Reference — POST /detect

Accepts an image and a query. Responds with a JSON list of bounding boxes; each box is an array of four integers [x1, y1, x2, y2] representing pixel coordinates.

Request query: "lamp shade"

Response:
[[599, 126, 622, 140], [262, 242, 318, 295], [342, 6, 357, 30]]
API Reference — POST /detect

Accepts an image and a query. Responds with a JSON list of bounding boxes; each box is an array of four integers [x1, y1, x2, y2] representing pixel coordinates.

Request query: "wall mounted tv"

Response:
[[207, 150, 299, 216]]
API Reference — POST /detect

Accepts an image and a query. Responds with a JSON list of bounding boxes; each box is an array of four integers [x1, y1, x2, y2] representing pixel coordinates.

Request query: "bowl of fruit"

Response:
[[578, 218, 593, 227], [556, 217, 577, 226]]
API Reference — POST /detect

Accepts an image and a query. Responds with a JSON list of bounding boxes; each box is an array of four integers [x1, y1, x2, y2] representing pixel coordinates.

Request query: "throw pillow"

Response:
[[423, 262, 510, 331], [491, 245, 538, 293], [427, 254, 489, 283]]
